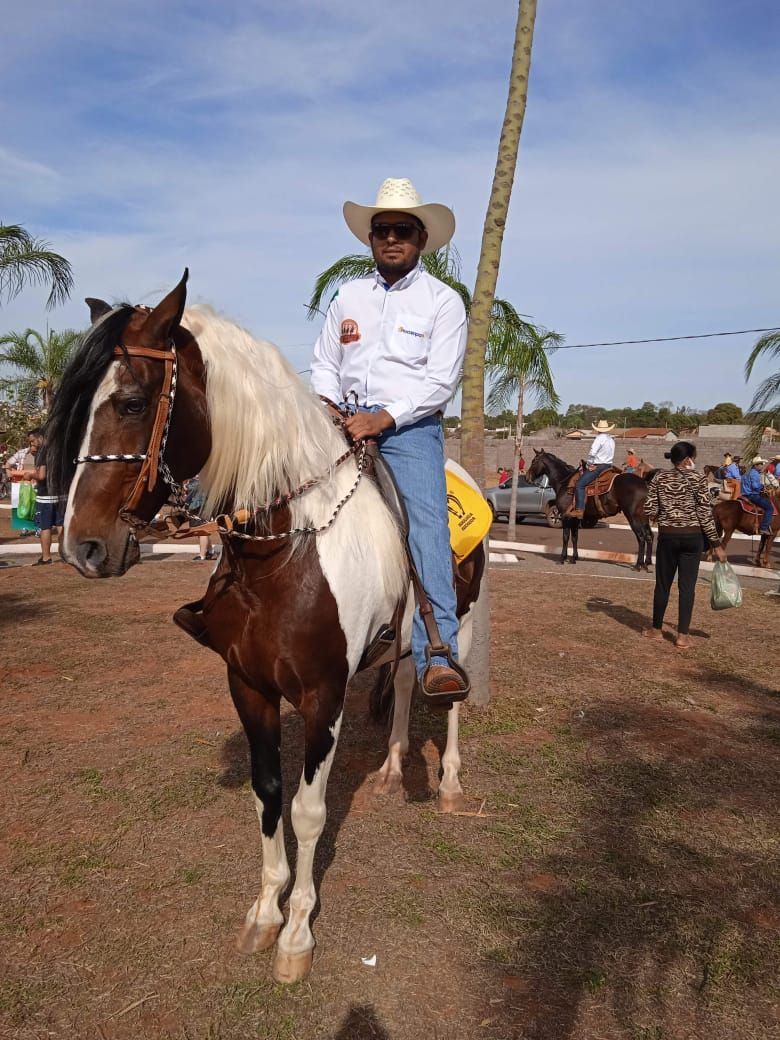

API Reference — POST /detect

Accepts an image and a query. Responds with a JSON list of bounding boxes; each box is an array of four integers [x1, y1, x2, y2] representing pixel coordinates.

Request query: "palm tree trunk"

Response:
[[460, 0, 538, 485], [458, 0, 538, 707], [507, 381, 525, 540]]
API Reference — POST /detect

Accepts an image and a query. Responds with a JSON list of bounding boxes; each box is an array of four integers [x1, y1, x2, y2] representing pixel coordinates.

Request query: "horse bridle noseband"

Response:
[[74, 340, 182, 528]]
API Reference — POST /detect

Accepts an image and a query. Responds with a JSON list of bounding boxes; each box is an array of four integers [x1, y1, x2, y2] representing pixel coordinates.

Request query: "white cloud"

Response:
[[2, 0, 778, 413]]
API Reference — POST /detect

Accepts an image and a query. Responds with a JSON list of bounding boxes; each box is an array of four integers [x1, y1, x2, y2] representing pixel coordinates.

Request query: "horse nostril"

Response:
[[77, 539, 107, 572]]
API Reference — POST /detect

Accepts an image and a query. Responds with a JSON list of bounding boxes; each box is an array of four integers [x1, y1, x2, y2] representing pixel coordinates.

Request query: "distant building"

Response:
[[696, 424, 753, 440]]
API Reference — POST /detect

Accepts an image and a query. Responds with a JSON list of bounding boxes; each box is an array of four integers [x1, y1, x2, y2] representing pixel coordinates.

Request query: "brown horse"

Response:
[[46, 273, 485, 984], [527, 449, 653, 569], [712, 491, 780, 567]]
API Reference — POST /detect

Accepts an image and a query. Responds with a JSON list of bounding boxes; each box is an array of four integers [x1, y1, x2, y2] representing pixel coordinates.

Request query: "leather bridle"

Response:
[[73, 341, 181, 528]]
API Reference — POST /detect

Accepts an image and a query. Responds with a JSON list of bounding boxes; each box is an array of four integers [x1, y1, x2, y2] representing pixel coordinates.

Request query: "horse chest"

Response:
[[200, 547, 350, 694]]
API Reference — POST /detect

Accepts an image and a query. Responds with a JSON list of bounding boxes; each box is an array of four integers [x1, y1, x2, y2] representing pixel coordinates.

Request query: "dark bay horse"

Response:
[[46, 273, 485, 984], [527, 449, 653, 569], [712, 491, 780, 567]]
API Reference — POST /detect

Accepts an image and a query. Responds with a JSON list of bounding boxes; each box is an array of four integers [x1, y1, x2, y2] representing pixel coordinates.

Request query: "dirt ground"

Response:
[[1, 559, 778, 1040]]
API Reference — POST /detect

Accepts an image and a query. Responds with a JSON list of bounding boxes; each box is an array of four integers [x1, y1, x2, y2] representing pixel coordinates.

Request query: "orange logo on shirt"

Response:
[[340, 319, 360, 345]]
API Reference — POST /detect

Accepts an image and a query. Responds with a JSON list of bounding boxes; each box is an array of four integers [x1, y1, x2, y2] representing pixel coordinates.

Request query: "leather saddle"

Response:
[[565, 465, 621, 500]]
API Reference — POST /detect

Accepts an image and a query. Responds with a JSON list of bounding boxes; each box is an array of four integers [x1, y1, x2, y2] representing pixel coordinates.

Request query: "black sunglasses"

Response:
[[370, 221, 423, 241]]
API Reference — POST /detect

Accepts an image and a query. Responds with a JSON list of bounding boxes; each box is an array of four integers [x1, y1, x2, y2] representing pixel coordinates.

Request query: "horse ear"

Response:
[[85, 298, 112, 324], [534, 447, 542, 455], [140, 268, 189, 346]]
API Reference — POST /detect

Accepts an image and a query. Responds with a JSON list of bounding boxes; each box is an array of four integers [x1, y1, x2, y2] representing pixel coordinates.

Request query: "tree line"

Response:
[[444, 400, 756, 434]]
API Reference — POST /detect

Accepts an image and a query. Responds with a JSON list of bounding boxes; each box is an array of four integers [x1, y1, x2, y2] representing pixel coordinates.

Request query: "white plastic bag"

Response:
[[710, 561, 742, 611]]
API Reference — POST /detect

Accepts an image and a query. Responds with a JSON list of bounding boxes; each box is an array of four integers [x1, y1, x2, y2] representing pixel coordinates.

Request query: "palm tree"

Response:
[[0, 327, 82, 409], [460, 0, 538, 484], [0, 224, 73, 309], [744, 331, 780, 457], [486, 324, 561, 538]]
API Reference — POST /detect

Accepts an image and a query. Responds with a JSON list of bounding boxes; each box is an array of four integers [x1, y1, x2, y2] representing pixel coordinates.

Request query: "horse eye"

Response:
[[123, 398, 146, 415]]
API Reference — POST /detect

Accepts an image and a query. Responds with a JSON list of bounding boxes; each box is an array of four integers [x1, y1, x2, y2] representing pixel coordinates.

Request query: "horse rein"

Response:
[[73, 338, 367, 541]]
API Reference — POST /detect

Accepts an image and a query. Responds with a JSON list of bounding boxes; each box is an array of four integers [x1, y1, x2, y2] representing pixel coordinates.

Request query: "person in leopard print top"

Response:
[[643, 442, 726, 649]]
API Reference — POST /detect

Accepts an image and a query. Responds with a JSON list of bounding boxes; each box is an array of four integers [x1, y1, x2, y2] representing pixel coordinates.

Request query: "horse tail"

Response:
[[369, 664, 395, 724]]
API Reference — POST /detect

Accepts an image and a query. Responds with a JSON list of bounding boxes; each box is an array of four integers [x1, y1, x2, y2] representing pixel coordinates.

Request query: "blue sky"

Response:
[[2, 0, 779, 414]]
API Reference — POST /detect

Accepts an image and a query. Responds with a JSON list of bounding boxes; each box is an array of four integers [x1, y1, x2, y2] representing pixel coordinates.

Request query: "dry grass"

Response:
[[0, 561, 778, 1039]]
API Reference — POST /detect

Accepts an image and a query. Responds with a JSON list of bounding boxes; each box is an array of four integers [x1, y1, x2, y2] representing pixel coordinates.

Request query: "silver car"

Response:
[[484, 474, 561, 527]]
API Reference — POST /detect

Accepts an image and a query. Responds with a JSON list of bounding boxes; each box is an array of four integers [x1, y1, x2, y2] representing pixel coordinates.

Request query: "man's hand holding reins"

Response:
[[345, 410, 395, 441]]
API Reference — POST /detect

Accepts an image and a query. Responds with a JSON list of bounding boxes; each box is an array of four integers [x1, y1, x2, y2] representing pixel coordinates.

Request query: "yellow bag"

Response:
[[446, 467, 493, 562]]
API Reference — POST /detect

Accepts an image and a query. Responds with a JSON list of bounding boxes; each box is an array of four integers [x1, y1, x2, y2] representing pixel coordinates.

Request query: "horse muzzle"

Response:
[[71, 531, 140, 578]]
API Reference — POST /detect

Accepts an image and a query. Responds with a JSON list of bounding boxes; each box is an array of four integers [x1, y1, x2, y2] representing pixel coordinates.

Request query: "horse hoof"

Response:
[[273, 947, 313, 984], [237, 921, 281, 954], [437, 789, 465, 814]]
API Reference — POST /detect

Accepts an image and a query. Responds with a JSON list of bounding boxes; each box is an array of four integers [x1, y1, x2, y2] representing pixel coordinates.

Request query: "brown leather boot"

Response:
[[421, 664, 470, 709], [566, 506, 584, 519]]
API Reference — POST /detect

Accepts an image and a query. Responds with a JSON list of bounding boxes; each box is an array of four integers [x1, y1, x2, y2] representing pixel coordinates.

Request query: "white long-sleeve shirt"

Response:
[[310, 265, 467, 431], [587, 433, 616, 465]]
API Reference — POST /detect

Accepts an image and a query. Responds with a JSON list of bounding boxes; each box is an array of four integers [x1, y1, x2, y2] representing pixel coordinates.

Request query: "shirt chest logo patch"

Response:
[[397, 324, 426, 339], [340, 319, 360, 345]]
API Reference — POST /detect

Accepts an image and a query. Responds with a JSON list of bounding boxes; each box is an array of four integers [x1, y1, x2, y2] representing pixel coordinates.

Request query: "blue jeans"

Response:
[[575, 463, 611, 510], [743, 492, 775, 533], [360, 407, 457, 677]]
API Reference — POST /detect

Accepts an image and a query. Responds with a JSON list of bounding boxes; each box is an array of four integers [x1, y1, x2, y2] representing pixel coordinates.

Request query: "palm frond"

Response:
[[305, 254, 376, 319], [745, 331, 780, 381], [0, 225, 74, 309]]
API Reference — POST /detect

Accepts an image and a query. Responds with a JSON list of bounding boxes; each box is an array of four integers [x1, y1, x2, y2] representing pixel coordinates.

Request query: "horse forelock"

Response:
[[47, 305, 136, 498]]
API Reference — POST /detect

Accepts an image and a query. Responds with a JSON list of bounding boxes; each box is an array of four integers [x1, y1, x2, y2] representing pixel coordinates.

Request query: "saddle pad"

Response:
[[446, 467, 493, 562], [738, 497, 763, 516]]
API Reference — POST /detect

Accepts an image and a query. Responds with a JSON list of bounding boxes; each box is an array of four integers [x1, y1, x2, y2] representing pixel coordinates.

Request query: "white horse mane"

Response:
[[180, 305, 407, 601], [182, 305, 344, 516]]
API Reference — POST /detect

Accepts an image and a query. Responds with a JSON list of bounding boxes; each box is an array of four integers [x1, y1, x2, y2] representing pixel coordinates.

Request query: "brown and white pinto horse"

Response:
[[46, 272, 484, 984]]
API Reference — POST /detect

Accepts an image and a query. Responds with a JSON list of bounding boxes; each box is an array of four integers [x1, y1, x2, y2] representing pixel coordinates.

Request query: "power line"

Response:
[[550, 326, 780, 351]]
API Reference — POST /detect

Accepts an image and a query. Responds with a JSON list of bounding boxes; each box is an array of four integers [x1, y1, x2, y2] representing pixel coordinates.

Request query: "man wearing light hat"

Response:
[[311, 177, 468, 704], [567, 419, 616, 518], [740, 457, 775, 546]]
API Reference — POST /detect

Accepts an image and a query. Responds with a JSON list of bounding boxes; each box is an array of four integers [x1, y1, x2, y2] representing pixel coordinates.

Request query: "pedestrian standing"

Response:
[[643, 441, 726, 649]]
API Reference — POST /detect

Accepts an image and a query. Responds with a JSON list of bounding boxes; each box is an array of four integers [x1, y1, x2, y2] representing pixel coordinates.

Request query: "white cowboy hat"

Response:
[[752, 455, 768, 465], [343, 177, 455, 255], [591, 419, 616, 433]]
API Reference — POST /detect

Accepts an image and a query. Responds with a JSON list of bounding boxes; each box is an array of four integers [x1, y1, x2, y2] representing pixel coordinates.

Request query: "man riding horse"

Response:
[[741, 456, 776, 553], [567, 419, 616, 518], [311, 177, 469, 703]]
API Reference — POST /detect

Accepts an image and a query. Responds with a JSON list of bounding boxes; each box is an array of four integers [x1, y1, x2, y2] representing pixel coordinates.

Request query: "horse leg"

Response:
[[274, 700, 344, 984], [560, 521, 569, 564], [376, 655, 416, 798], [625, 511, 644, 571], [571, 520, 579, 564], [438, 602, 473, 813], [227, 670, 289, 955], [644, 524, 654, 570]]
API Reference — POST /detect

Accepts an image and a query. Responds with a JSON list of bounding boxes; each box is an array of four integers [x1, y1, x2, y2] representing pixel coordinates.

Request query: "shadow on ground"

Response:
[[474, 693, 779, 1039]]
